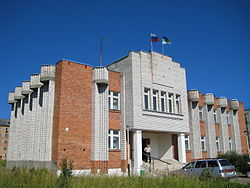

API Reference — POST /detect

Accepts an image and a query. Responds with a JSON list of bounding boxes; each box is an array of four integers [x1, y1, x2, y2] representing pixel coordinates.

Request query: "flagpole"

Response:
[[99, 38, 111, 67], [99, 38, 103, 66], [162, 42, 164, 55], [150, 33, 153, 52]]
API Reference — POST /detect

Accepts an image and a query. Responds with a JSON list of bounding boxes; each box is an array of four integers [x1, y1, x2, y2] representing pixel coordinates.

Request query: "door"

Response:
[[172, 134, 178, 160]]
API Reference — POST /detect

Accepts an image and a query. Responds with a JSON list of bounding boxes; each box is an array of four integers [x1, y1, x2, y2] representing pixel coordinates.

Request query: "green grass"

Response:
[[0, 160, 249, 188]]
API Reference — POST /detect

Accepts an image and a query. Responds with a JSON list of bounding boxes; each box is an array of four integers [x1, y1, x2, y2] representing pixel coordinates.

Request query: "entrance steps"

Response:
[[142, 159, 185, 176]]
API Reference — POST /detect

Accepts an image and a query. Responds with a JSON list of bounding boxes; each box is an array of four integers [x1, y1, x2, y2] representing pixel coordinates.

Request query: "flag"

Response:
[[151, 34, 160, 42], [162, 36, 171, 44]]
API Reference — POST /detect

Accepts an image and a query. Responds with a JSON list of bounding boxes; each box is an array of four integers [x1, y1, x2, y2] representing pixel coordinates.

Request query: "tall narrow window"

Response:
[[160, 92, 166, 112], [201, 136, 206, 151], [109, 91, 120, 110], [168, 93, 174, 113], [185, 135, 190, 150], [152, 90, 158, 111], [216, 137, 220, 151], [226, 112, 229, 124], [229, 138, 232, 150], [175, 94, 181, 114], [213, 110, 217, 123], [144, 88, 150, 110], [108, 130, 120, 150], [199, 107, 203, 121]]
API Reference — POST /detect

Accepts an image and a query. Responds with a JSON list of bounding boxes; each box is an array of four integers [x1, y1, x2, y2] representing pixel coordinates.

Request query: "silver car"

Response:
[[180, 159, 237, 178]]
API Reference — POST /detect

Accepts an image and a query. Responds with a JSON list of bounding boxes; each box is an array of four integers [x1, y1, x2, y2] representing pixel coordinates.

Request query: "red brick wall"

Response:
[[228, 124, 232, 138], [198, 93, 204, 107], [108, 71, 125, 170], [52, 61, 93, 170], [200, 122, 206, 136], [215, 124, 220, 137], [202, 152, 207, 159], [213, 96, 218, 110], [109, 71, 120, 92], [238, 102, 249, 154], [186, 151, 192, 162]]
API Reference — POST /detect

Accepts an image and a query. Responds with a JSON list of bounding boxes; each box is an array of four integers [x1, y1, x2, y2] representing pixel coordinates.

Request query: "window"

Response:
[[213, 110, 217, 123], [199, 107, 203, 121], [4, 140, 8, 144], [201, 136, 206, 151], [160, 92, 166, 112], [109, 91, 120, 110], [216, 137, 220, 151], [229, 138, 232, 150], [195, 161, 207, 168], [152, 90, 158, 111], [144, 88, 150, 110], [175, 94, 181, 114], [185, 135, 190, 150], [219, 160, 232, 167], [183, 162, 195, 169], [168, 93, 174, 113], [108, 130, 120, 150], [4, 147, 7, 151], [207, 105, 212, 112], [208, 161, 219, 167], [226, 112, 229, 124], [5, 134, 8, 138]]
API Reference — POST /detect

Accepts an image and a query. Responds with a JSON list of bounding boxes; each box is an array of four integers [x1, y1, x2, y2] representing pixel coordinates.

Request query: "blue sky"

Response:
[[0, 0, 250, 119]]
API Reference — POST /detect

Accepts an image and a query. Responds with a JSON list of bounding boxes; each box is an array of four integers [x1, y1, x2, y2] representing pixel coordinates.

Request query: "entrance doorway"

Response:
[[142, 138, 150, 162], [172, 134, 179, 160]]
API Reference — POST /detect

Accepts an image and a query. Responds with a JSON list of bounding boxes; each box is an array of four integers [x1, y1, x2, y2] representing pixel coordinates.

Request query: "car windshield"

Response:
[[219, 160, 232, 166]]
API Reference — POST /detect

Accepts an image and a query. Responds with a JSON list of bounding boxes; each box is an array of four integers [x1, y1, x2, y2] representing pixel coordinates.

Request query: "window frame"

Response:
[[229, 138, 232, 150], [152, 90, 159, 111], [213, 110, 217, 123], [175, 94, 181, 114], [201, 136, 206, 151], [185, 135, 190, 150], [144, 88, 150, 110], [216, 137, 220, 151], [160, 91, 166, 112], [109, 91, 120, 110], [199, 107, 203, 121], [226, 112, 230, 124], [108, 130, 120, 150], [168, 93, 174, 113]]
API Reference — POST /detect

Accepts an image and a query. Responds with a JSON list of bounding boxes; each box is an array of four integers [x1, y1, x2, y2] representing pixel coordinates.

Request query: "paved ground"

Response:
[[230, 175, 250, 185]]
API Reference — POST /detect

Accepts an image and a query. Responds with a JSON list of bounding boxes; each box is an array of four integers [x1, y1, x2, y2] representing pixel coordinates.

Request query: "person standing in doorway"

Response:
[[144, 144, 152, 163]]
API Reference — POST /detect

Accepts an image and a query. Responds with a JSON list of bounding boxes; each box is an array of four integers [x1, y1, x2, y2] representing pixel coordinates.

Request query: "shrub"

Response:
[[218, 151, 250, 172], [58, 158, 74, 188]]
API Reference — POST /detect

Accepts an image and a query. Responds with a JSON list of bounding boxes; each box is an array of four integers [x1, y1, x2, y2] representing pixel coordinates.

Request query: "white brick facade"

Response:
[[109, 51, 189, 171], [7, 66, 55, 169], [109, 51, 189, 133], [187, 90, 243, 160]]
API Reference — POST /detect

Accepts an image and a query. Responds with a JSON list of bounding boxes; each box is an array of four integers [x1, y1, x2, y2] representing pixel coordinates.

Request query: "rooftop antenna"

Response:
[[99, 38, 111, 67]]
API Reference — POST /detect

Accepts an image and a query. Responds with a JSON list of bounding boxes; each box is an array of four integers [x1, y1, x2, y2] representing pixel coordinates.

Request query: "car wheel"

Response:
[[246, 171, 250, 178]]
